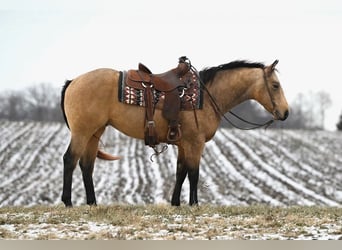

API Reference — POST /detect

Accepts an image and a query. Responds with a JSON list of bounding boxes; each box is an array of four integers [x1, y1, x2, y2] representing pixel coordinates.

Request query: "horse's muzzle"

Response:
[[274, 110, 289, 121]]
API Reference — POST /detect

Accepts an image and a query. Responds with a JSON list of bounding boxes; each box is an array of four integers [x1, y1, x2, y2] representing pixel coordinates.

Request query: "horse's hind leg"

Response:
[[79, 127, 105, 206], [62, 135, 88, 207]]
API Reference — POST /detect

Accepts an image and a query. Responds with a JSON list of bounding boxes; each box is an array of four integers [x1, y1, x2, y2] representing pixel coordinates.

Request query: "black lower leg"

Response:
[[80, 162, 97, 206], [171, 162, 187, 206], [188, 168, 199, 206], [82, 171, 97, 205], [61, 147, 76, 207]]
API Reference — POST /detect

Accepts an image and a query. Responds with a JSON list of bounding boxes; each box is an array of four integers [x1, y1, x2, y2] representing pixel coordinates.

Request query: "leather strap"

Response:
[[144, 84, 159, 146]]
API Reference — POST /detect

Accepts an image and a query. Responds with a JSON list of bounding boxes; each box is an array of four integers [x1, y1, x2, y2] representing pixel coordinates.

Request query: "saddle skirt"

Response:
[[118, 70, 203, 111]]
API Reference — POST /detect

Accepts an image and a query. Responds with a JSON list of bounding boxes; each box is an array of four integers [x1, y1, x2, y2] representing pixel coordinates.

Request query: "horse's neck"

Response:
[[208, 68, 263, 113]]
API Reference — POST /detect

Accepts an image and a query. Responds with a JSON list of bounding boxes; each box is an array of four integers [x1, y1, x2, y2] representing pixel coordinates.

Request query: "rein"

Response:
[[190, 65, 274, 130], [150, 60, 275, 161]]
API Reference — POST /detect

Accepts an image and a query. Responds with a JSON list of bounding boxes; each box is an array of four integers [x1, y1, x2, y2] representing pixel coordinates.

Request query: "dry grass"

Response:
[[0, 204, 341, 239]]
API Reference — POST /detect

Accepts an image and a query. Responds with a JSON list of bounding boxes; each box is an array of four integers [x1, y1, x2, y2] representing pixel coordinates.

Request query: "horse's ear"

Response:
[[271, 59, 279, 70]]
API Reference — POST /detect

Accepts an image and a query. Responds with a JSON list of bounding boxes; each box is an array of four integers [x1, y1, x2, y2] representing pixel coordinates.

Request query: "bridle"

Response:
[[190, 64, 275, 130], [262, 66, 278, 118], [150, 59, 276, 160]]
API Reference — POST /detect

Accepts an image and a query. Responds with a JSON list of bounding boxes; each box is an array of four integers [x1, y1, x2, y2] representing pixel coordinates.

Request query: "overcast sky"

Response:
[[1, 0, 341, 129]]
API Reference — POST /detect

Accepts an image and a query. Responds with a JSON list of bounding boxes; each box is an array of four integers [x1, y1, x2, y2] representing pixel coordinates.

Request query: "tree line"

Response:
[[0, 83, 341, 130], [0, 83, 63, 122]]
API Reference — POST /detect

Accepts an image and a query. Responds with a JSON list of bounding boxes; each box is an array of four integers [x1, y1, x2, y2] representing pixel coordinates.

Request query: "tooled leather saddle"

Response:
[[119, 56, 202, 147]]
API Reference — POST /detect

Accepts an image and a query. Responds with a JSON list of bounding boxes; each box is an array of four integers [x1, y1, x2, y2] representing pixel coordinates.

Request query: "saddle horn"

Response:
[[177, 56, 191, 77]]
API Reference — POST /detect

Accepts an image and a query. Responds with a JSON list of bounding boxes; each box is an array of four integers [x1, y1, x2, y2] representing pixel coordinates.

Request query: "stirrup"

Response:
[[167, 124, 182, 143]]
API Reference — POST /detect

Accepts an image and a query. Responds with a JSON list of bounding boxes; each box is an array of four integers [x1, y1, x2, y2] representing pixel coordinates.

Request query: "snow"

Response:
[[204, 138, 281, 205], [0, 121, 341, 207], [221, 129, 339, 206], [0, 209, 341, 240], [1, 121, 342, 239]]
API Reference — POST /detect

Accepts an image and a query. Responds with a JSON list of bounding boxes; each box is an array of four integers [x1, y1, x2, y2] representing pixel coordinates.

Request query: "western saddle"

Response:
[[125, 56, 192, 147]]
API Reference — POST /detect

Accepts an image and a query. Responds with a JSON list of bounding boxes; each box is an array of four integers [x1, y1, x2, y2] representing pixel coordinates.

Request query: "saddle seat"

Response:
[[124, 57, 191, 147], [126, 62, 189, 92]]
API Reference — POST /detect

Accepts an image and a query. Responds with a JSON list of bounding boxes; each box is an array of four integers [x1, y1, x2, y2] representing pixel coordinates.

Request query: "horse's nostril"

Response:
[[283, 110, 289, 120]]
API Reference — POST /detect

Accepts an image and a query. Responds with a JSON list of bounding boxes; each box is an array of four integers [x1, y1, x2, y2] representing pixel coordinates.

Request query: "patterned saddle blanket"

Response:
[[118, 70, 203, 110]]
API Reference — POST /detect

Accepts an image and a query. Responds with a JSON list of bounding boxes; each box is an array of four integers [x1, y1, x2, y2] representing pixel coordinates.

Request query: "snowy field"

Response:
[[0, 120, 342, 207]]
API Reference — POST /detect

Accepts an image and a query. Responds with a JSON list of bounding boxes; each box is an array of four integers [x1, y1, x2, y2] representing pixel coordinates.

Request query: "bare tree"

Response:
[[0, 83, 63, 122], [284, 91, 333, 130], [316, 91, 332, 129], [26, 83, 61, 121], [282, 93, 307, 129], [0, 91, 28, 120]]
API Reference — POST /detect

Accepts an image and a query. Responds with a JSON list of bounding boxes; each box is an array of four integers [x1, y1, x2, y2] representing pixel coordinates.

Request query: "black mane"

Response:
[[199, 60, 265, 85]]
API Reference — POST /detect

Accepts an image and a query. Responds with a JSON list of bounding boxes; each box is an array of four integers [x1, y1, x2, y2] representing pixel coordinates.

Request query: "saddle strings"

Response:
[[150, 144, 168, 162], [189, 65, 274, 130]]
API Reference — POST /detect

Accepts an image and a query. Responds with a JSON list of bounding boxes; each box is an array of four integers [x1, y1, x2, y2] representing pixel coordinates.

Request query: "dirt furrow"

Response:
[[0, 122, 36, 167], [236, 129, 324, 183], [0, 122, 47, 189], [224, 130, 312, 205], [93, 128, 126, 204], [0, 123, 64, 206], [40, 126, 71, 205], [134, 144, 156, 204], [1, 122, 341, 207], [201, 131, 264, 205], [222, 129, 339, 206], [244, 129, 342, 203], [282, 130, 342, 175], [201, 141, 253, 205], [129, 138, 146, 204], [148, 145, 180, 204], [0, 120, 26, 143], [211, 130, 286, 205], [149, 160, 168, 204], [118, 137, 138, 204], [195, 151, 223, 205]]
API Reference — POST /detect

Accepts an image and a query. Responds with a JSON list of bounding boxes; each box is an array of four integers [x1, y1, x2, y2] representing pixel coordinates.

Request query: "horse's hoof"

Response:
[[62, 198, 73, 207], [189, 201, 199, 206], [171, 201, 181, 206], [64, 203, 73, 208]]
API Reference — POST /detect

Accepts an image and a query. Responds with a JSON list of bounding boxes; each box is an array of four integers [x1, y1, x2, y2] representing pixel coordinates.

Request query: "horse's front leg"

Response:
[[171, 141, 204, 206], [188, 167, 199, 206], [171, 147, 187, 206]]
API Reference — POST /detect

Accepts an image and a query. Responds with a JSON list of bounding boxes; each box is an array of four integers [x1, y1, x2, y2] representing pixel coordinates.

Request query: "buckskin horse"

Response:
[[60, 58, 289, 207]]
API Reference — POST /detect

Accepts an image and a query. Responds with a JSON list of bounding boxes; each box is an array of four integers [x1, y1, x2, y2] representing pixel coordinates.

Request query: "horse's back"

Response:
[[62, 67, 218, 143]]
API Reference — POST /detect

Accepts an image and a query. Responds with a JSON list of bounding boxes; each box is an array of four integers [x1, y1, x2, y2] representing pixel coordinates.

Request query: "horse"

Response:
[[60, 59, 289, 207]]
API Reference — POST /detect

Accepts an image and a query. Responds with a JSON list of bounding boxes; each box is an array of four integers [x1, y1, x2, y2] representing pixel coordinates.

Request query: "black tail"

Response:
[[61, 80, 73, 129]]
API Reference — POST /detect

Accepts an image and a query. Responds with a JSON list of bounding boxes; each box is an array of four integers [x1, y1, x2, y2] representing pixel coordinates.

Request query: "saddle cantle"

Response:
[[126, 61, 190, 92], [119, 57, 203, 147]]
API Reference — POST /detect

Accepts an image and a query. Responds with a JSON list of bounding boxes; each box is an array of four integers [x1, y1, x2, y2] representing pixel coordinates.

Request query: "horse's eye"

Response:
[[272, 83, 279, 90]]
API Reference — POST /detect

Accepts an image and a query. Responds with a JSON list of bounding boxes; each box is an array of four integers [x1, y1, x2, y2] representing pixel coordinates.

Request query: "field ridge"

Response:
[[0, 120, 341, 207]]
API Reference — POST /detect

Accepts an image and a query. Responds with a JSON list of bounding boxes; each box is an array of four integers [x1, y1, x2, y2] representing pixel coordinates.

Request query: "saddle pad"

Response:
[[118, 71, 203, 110]]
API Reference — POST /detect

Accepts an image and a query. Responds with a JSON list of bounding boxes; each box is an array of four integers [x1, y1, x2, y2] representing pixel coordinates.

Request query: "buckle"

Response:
[[147, 121, 155, 126]]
